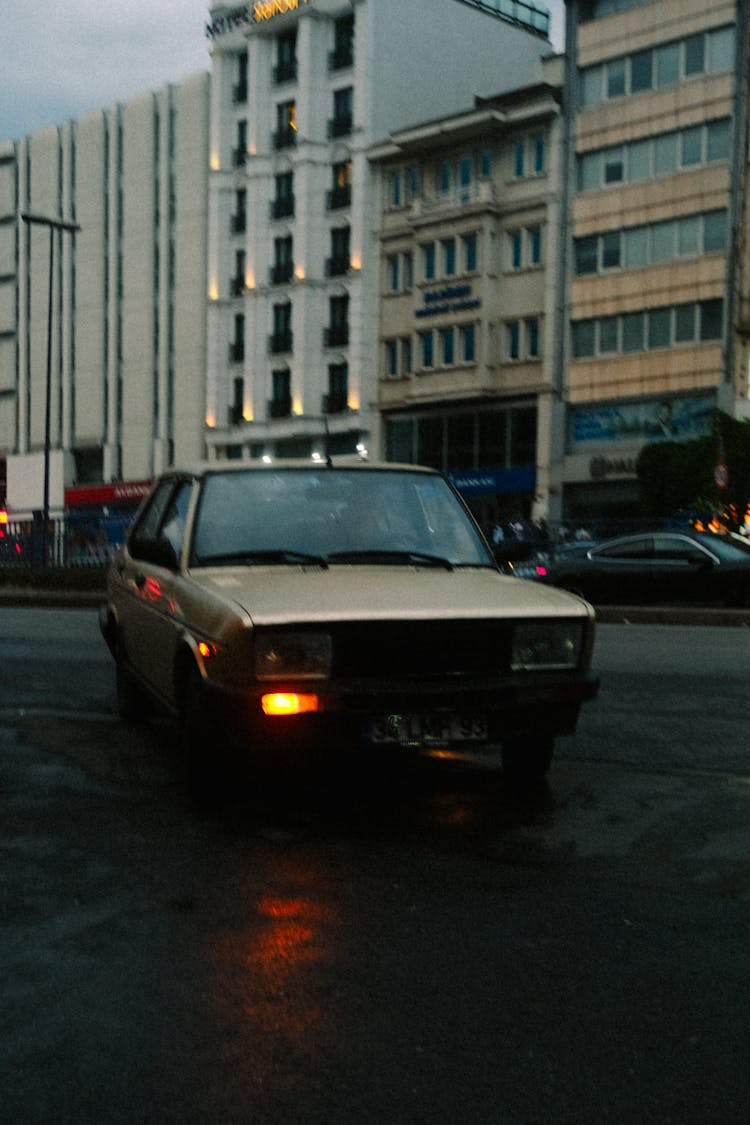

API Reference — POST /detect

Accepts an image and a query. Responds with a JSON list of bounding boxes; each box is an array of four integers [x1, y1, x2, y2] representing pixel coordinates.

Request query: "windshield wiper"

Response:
[[196, 549, 328, 568], [327, 549, 454, 571]]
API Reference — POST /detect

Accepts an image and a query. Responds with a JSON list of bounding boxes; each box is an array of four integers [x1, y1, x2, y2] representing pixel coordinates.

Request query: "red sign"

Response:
[[64, 480, 152, 508]]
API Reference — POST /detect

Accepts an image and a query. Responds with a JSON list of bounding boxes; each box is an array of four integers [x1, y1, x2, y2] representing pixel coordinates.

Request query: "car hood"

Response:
[[190, 564, 593, 627]]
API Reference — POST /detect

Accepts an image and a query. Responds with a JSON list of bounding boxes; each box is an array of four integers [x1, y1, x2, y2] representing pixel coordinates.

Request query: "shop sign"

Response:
[[571, 393, 715, 448], [450, 465, 536, 496], [589, 456, 637, 480], [206, 0, 309, 39], [65, 480, 152, 508], [416, 284, 481, 320]]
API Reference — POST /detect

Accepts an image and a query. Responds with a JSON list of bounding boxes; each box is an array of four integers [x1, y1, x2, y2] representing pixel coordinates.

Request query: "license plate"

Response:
[[368, 711, 488, 748]]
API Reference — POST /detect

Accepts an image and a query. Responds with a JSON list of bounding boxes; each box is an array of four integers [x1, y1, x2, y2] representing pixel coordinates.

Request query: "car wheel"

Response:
[[181, 666, 227, 804], [502, 735, 554, 786], [115, 640, 151, 723]]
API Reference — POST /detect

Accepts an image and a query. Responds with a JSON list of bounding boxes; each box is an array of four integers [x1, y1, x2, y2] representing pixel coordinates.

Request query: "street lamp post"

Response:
[[21, 212, 81, 565]]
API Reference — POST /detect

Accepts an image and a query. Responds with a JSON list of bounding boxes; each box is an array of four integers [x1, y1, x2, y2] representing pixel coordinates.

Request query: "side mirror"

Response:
[[130, 536, 179, 570]]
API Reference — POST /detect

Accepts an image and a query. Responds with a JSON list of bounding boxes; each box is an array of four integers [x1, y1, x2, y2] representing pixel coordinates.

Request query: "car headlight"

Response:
[[254, 631, 332, 681], [511, 622, 583, 671]]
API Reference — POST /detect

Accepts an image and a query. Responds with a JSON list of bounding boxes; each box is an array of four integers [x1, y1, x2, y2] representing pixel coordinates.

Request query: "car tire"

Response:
[[115, 640, 151, 723], [502, 735, 554, 786], [181, 666, 227, 805]]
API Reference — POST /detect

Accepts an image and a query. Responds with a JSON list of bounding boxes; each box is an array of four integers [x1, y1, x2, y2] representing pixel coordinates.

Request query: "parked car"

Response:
[[540, 529, 750, 606], [99, 461, 598, 795]]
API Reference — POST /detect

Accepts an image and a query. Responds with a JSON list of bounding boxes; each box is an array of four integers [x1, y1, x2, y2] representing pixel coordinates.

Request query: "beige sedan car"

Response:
[[100, 462, 598, 794]]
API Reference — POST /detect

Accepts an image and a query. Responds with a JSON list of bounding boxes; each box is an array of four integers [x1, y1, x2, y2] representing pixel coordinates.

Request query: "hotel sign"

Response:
[[206, 0, 309, 38]]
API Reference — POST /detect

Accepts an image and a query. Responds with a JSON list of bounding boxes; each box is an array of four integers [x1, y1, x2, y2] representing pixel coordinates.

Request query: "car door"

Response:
[[118, 477, 194, 704], [650, 534, 717, 603], [584, 536, 654, 603]]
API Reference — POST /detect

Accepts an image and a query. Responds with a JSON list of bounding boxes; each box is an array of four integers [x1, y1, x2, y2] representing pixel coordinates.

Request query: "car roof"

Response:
[[157, 460, 442, 481]]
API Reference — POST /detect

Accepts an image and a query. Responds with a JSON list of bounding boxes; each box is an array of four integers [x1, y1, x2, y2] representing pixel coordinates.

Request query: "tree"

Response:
[[636, 411, 750, 530]]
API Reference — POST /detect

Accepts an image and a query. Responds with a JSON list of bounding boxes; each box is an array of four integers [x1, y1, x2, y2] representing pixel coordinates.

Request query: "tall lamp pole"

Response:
[[21, 212, 81, 565]]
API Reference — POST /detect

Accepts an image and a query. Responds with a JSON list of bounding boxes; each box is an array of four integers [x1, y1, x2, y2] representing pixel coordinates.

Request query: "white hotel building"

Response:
[[203, 0, 554, 463]]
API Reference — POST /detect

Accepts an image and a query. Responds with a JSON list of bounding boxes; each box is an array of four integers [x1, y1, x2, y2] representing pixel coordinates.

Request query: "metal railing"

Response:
[[0, 512, 134, 568]]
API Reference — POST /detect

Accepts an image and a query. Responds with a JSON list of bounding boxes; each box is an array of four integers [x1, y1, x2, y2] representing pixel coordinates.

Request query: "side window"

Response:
[[161, 482, 194, 557], [129, 482, 174, 551], [595, 537, 652, 560], [652, 535, 710, 562]]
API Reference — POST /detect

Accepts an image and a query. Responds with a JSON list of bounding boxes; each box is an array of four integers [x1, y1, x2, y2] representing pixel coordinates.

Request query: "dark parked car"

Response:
[[100, 461, 598, 794], [540, 529, 750, 606]]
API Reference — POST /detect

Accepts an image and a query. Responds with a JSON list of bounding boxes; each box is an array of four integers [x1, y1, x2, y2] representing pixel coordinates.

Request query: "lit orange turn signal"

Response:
[[261, 693, 320, 716]]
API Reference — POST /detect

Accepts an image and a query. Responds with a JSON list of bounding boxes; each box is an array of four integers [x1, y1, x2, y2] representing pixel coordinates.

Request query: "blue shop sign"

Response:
[[450, 465, 536, 496], [416, 284, 481, 319]]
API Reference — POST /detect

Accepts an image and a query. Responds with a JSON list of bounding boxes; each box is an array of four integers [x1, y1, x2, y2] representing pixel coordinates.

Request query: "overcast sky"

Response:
[[1, 0, 566, 143]]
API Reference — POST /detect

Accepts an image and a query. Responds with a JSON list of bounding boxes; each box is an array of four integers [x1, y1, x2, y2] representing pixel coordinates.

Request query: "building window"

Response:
[[233, 53, 248, 104], [327, 226, 350, 277], [271, 236, 293, 285], [578, 119, 731, 191], [574, 210, 728, 275], [274, 30, 297, 84], [328, 161, 351, 210], [528, 225, 542, 266], [441, 238, 456, 277], [231, 188, 247, 234], [270, 303, 292, 354], [230, 313, 245, 363], [274, 101, 297, 149], [325, 295, 349, 347], [330, 14, 354, 70], [231, 249, 246, 296], [325, 362, 348, 413], [385, 340, 399, 378], [269, 368, 292, 418], [461, 324, 476, 363], [507, 322, 521, 360], [571, 299, 724, 358], [462, 232, 478, 273], [401, 336, 413, 375], [422, 242, 436, 281], [419, 330, 434, 369], [526, 318, 540, 358], [510, 230, 523, 270], [272, 171, 294, 219], [389, 170, 402, 208], [233, 119, 247, 168], [439, 327, 455, 366], [329, 87, 353, 138], [387, 254, 400, 292]]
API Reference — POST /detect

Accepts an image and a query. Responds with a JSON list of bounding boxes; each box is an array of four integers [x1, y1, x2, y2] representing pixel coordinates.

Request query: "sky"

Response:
[[0, 0, 566, 143]]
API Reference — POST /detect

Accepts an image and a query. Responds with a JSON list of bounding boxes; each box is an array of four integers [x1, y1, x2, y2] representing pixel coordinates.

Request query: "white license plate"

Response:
[[368, 712, 488, 748]]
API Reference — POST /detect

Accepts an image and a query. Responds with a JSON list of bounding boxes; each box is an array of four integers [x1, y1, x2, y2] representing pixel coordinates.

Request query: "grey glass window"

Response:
[[677, 215, 700, 256], [572, 320, 595, 358], [681, 127, 702, 166], [440, 327, 455, 365], [461, 324, 476, 363], [684, 34, 705, 76], [420, 330, 434, 367], [704, 210, 727, 252], [651, 221, 674, 262], [598, 316, 618, 353], [422, 242, 435, 280], [656, 42, 680, 87], [575, 236, 598, 275], [629, 139, 651, 181], [442, 238, 456, 276], [514, 140, 525, 177], [699, 299, 722, 340], [462, 233, 478, 272], [580, 65, 603, 106], [533, 135, 545, 174], [601, 231, 621, 269], [648, 308, 671, 349], [529, 225, 542, 265], [526, 318, 540, 358], [607, 58, 626, 98], [401, 336, 412, 374], [707, 119, 731, 162], [630, 49, 653, 92], [624, 226, 648, 267], [508, 321, 520, 360], [675, 303, 696, 342], [622, 312, 645, 352], [578, 152, 600, 191], [511, 230, 523, 269], [603, 146, 624, 183], [654, 133, 678, 176], [709, 26, 734, 73]]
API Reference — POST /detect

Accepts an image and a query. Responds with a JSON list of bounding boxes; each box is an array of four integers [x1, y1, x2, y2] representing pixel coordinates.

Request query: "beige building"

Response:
[[369, 56, 564, 528], [561, 0, 749, 521], [0, 74, 210, 515]]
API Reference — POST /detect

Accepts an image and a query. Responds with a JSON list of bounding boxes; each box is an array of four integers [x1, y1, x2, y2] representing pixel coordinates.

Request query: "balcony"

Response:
[[326, 184, 351, 211], [328, 46, 353, 71], [327, 115, 353, 140], [229, 341, 245, 363], [270, 262, 294, 285], [272, 127, 297, 151], [324, 324, 349, 348], [267, 395, 292, 419], [270, 195, 295, 220], [269, 331, 293, 355], [322, 390, 349, 414], [273, 60, 297, 84], [325, 255, 350, 278]]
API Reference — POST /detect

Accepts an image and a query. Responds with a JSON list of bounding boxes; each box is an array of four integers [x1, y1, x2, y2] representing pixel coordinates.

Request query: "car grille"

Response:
[[329, 619, 513, 680]]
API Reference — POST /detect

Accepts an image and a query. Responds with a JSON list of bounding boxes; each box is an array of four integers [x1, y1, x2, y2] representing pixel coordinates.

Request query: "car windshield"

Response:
[[190, 467, 494, 568]]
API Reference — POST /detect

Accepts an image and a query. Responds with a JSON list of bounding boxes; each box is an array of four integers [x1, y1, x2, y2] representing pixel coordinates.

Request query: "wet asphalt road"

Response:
[[1, 608, 749, 1125]]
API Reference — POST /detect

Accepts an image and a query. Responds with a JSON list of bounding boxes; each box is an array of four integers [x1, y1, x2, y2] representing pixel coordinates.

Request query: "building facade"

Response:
[[370, 59, 564, 528], [0, 74, 210, 515], [560, 0, 750, 521], [203, 0, 554, 465]]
